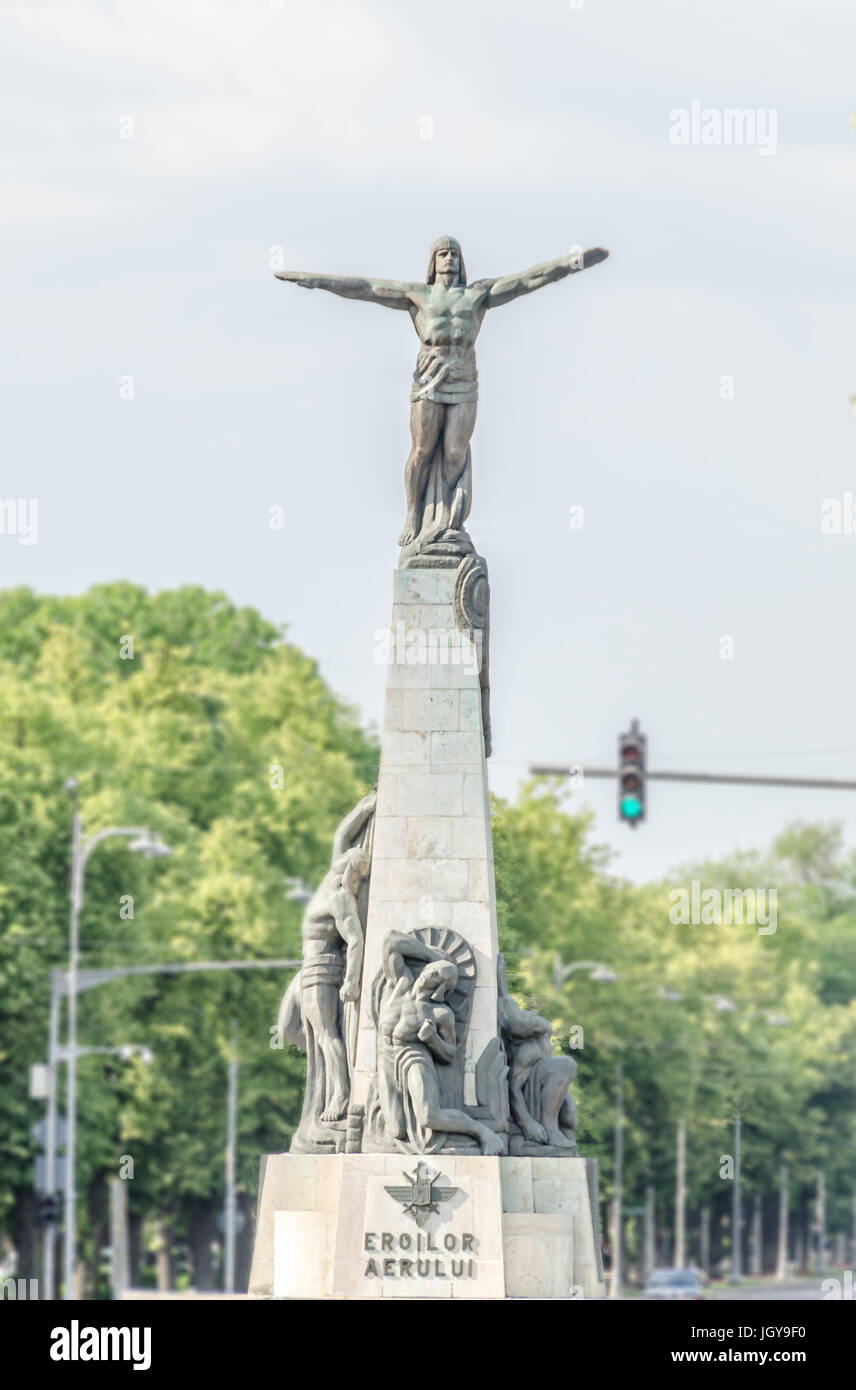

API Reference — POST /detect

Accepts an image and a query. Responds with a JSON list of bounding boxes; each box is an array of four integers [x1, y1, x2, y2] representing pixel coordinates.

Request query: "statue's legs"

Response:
[[400, 400, 479, 546], [440, 401, 477, 492], [377, 1047, 408, 1142], [408, 1062, 504, 1155], [302, 983, 350, 1122], [399, 400, 444, 545], [535, 1058, 577, 1148], [558, 1093, 577, 1136]]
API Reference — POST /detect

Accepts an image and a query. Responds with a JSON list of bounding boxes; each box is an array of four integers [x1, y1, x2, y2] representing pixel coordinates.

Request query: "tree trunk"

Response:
[[189, 1200, 218, 1291], [236, 1193, 254, 1294], [128, 1211, 143, 1289], [12, 1187, 38, 1287], [749, 1193, 762, 1276], [85, 1175, 109, 1299], [154, 1218, 173, 1292]]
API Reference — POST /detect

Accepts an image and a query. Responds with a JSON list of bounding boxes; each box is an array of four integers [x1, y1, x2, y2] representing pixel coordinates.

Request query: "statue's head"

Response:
[[426, 236, 467, 287], [415, 958, 459, 1002], [342, 846, 371, 893]]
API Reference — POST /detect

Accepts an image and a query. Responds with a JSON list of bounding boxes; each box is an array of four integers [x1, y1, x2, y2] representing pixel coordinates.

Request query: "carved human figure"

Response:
[[275, 238, 608, 549], [374, 930, 503, 1155], [498, 956, 578, 1151], [279, 790, 376, 1146]]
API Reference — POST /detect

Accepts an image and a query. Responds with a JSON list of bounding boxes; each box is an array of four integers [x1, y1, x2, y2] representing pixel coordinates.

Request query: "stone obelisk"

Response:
[[351, 560, 499, 1123], [249, 235, 609, 1299]]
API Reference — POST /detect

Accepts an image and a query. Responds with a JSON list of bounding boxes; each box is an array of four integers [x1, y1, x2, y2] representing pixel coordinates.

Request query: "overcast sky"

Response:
[[3, 0, 856, 882]]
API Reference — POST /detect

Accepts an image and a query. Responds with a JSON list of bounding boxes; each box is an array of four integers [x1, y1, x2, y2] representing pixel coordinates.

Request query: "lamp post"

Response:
[[61, 779, 172, 1301], [776, 1162, 789, 1280], [610, 1060, 624, 1300], [42, 1021, 153, 1299], [729, 1009, 790, 1288], [730, 1104, 742, 1286], [224, 1027, 238, 1295], [42, 968, 63, 1301], [675, 1116, 687, 1267], [41, 955, 301, 1299]]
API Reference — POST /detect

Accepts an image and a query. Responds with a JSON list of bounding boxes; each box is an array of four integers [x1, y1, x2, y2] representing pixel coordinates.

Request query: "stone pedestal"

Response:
[[250, 561, 605, 1297], [353, 566, 495, 1118], [249, 1154, 605, 1300]]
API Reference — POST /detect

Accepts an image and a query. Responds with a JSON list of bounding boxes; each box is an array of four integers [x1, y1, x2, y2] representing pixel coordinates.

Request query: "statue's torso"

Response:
[[302, 868, 346, 948], [411, 283, 485, 351], [409, 283, 485, 405], [380, 990, 447, 1047]]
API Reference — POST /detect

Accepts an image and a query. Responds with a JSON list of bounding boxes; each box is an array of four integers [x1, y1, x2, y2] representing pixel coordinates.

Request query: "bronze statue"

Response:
[[498, 956, 578, 1153], [370, 929, 503, 1155], [276, 238, 608, 561], [278, 790, 376, 1151]]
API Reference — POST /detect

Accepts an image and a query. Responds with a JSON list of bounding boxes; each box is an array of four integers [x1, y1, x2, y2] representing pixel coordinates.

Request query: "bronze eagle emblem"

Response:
[[384, 1161, 458, 1228]]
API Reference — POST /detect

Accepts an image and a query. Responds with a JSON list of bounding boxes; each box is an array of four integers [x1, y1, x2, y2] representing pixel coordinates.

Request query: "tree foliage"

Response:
[[1, 586, 853, 1289], [0, 583, 377, 1286]]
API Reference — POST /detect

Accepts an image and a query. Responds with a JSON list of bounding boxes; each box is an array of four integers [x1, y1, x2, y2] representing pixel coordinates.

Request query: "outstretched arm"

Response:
[[381, 929, 449, 983], [481, 247, 608, 310], [499, 995, 552, 1041], [275, 270, 416, 311], [331, 789, 377, 859]]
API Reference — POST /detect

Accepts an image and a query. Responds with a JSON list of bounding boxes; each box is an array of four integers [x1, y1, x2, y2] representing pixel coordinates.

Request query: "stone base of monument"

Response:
[[248, 1153, 605, 1300]]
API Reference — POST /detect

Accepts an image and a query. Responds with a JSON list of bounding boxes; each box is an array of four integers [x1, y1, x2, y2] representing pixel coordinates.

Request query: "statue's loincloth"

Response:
[[394, 1040, 432, 1090], [301, 952, 345, 990], [411, 347, 478, 405]]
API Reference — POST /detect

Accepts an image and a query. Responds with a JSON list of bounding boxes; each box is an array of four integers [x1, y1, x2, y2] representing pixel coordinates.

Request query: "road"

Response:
[[709, 1279, 829, 1301]]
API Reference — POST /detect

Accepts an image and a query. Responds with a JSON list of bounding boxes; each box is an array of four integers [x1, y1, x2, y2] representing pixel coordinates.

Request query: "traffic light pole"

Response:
[[530, 765, 856, 792]]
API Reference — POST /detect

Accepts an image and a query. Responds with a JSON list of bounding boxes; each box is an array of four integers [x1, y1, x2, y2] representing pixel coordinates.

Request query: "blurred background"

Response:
[[1, 0, 854, 1299]]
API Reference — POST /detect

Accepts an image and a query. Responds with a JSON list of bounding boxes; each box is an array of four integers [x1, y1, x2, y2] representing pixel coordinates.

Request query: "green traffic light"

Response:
[[621, 795, 642, 820]]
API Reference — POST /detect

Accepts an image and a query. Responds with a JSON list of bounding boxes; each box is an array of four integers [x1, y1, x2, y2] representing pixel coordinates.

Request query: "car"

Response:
[[644, 1267, 706, 1300]]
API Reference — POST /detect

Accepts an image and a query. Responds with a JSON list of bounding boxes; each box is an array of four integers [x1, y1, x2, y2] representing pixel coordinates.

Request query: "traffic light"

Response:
[[618, 719, 647, 827]]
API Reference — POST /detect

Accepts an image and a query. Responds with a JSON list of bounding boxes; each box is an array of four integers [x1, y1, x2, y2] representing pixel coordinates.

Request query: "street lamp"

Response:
[[60, 780, 172, 1301], [284, 876, 313, 904], [118, 1044, 154, 1064], [553, 956, 619, 990], [128, 834, 173, 860], [41, 957, 300, 1301]]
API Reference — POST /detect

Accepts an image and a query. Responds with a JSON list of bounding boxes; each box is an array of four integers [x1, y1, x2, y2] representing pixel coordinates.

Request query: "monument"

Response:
[[250, 237, 609, 1299]]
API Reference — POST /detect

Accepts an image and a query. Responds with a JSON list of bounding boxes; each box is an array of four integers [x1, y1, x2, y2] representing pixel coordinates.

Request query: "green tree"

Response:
[[0, 583, 377, 1292]]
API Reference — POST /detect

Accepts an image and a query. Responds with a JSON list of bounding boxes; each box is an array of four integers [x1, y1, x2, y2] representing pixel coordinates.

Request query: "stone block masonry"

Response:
[[353, 568, 498, 1110]]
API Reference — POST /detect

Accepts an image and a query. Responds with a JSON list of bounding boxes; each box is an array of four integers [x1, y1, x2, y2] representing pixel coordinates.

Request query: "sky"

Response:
[[2, 0, 856, 883]]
